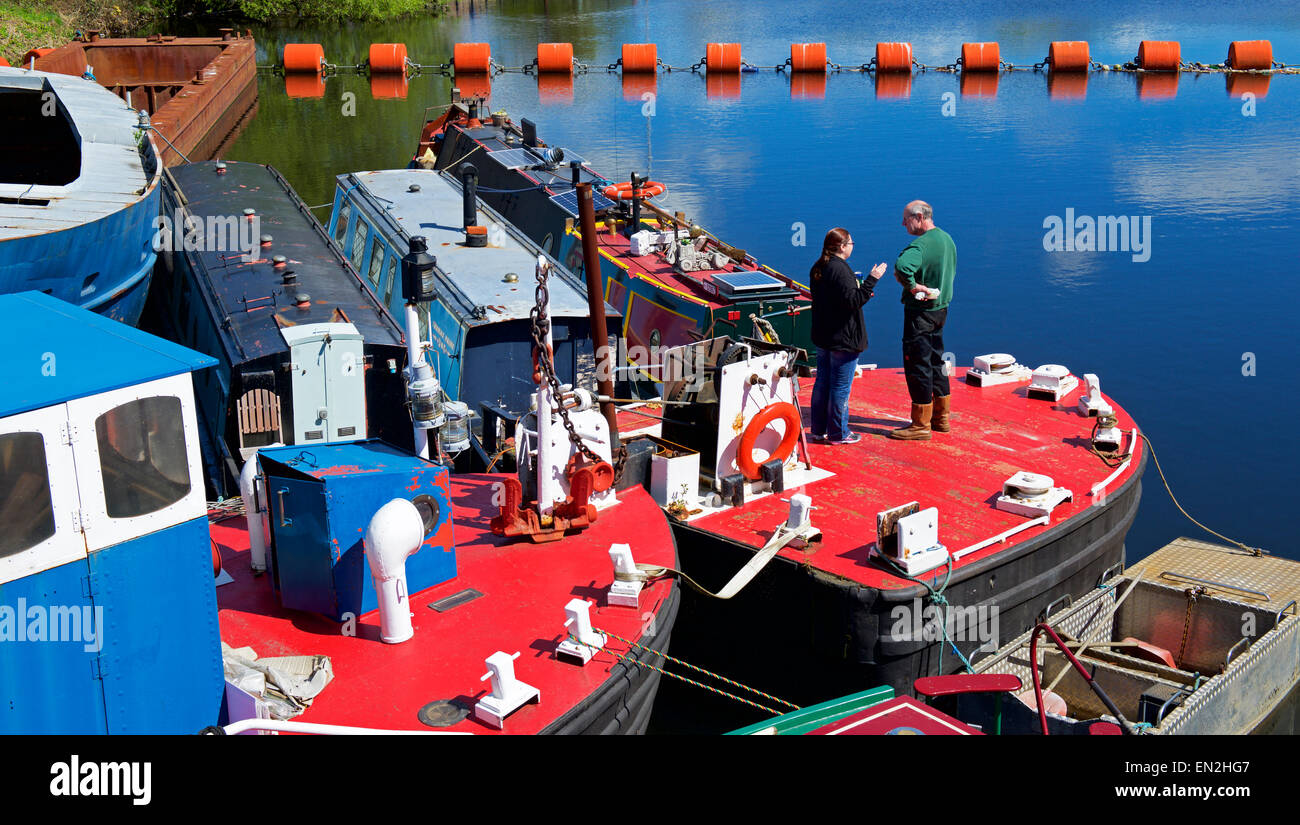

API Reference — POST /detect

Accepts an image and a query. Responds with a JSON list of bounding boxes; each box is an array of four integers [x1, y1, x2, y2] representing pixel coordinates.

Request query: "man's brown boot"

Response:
[[888, 403, 932, 441], [932, 395, 951, 433]]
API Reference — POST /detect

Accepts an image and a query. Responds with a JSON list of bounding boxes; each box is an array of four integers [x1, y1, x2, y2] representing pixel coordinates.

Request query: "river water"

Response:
[[198, 0, 1298, 729]]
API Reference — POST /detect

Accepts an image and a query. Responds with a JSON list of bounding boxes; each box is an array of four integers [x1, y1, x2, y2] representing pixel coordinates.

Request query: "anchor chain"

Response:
[[530, 260, 603, 467], [1176, 585, 1208, 667]]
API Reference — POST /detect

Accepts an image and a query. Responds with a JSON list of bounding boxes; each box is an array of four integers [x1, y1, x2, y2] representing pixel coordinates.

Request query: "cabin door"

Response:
[[287, 329, 366, 445]]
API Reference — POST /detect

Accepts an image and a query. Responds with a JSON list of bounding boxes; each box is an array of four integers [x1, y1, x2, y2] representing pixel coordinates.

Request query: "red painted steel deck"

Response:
[[213, 476, 676, 734], [629, 366, 1141, 591]]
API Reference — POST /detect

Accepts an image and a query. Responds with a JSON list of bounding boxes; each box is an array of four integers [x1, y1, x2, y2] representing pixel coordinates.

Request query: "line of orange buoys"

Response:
[[269, 39, 1290, 101]]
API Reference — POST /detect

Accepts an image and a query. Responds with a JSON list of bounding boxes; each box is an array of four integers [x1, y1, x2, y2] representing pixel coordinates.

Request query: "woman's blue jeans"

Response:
[[810, 348, 859, 441]]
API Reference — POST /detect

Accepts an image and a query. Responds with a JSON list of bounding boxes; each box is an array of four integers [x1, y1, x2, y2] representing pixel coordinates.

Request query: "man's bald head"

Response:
[[903, 200, 935, 235]]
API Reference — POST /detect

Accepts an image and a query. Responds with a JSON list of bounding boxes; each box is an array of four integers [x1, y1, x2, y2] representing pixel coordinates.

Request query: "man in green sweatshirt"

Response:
[[887, 200, 957, 441]]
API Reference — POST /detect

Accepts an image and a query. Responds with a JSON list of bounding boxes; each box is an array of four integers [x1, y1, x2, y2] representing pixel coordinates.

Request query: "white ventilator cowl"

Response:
[[364, 498, 427, 644]]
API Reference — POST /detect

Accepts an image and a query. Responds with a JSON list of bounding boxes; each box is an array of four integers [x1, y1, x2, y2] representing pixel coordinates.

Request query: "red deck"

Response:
[[213, 476, 676, 734], [630, 366, 1141, 591]]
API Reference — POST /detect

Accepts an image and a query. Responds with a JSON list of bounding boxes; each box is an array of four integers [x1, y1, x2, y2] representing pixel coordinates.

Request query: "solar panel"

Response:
[[487, 147, 544, 169], [712, 270, 784, 296], [548, 188, 616, 217]]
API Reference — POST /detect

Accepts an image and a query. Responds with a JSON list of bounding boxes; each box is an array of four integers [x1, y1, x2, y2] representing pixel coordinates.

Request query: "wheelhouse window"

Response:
[[334, 202, 351, 246], [367, 239, 385, 289], [350, 220, 369, 270], [95, 396, 191, 518], [0, 433, 56, 557]]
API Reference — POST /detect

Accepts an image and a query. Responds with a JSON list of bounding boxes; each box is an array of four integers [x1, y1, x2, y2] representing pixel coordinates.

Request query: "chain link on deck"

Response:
[[568, 628, 799, 716], [530, 261, 604, 467]]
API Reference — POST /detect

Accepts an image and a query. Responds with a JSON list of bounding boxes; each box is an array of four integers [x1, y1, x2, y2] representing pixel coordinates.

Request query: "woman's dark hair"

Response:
[[810, 227, 851, 281]]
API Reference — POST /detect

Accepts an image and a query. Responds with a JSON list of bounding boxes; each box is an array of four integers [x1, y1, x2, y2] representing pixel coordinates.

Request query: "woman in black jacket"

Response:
[[808, 228, 885, 444]]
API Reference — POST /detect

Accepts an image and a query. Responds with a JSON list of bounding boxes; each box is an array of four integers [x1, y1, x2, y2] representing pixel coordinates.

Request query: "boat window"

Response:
[[384, 257, 398, 306], [367, 239, 385, 289], [0, 433, 56, 558], [95, 396, 191, 518], [334, 201, 351, 246], [350, 221, 369, 270]]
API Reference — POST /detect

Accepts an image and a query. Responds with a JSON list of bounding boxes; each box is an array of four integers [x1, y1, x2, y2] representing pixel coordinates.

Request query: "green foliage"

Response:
[[195, 0, 444, 21]]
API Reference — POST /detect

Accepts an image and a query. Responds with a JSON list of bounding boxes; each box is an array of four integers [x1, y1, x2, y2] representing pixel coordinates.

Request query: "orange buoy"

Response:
[[707, 42, 742, 73], [536, 42, 574, 73], [538, 73, 574, 103], [1227, 40, 1272, 70], [285, 72, 326, 98], [454, 42, 491, 73], [1048, 40, 1090, 71], [960, 71, 999, 97], [621, 43, 658, 73], [1137, 72, 1179, 99], [283, 43, 326, 74], [961, 41, 1000, 71], [875, 72, 912, 98], [790, 42, 827, 72], [735, 402, 800, 481], [1137, 40, 1180, 70], [1226, 72, 1269, 99], [0, 57, 9, 67], [706, 72, 741, 98], [368, 43, 408, 73], [875, 42, 913, 72], [19, 47, 53, 68], [790, 72, 826, 98]]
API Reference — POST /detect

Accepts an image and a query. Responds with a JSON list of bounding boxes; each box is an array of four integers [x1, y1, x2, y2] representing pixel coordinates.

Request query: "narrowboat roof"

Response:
[[166, 161, 405, 364], [0, 291, 216, 418], [339, 169, 605, 322], [0, 67, 157, 241]]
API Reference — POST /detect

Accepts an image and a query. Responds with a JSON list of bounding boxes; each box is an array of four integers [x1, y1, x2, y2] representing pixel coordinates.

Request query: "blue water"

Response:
[[229, 0, 1300, 564]]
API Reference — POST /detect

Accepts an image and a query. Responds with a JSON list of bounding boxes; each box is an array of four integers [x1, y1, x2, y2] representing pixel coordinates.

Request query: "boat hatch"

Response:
[[0, 80, 80, 186]]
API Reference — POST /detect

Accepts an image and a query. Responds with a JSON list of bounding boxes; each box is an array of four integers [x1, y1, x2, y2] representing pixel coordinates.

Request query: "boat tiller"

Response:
[[966, 353, 1032, 387]]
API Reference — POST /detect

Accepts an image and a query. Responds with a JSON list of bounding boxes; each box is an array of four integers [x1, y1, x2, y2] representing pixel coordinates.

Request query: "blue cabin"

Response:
[[327, 168, 622, 462], [0, 291, 224, 733]]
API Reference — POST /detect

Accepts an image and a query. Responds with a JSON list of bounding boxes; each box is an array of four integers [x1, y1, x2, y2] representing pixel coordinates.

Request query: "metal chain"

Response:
[[530, 262, 603, 466], [1177, 586, 1207, 667]]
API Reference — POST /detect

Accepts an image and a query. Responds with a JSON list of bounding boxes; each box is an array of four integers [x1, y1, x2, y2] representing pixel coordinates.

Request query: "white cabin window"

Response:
[[94, 396, 191, 518], [0, 432, 56, 558]]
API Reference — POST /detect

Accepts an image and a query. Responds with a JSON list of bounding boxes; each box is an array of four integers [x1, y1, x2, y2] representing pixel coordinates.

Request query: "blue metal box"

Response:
[[259, 440, 456, 621]]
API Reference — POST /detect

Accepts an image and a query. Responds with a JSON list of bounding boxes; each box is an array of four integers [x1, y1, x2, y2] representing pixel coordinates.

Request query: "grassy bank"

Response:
[[1, 0, 447, 64]]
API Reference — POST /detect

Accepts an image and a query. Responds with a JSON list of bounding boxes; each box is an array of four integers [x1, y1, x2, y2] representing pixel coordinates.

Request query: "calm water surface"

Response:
[[208, 0, 1298, 727]]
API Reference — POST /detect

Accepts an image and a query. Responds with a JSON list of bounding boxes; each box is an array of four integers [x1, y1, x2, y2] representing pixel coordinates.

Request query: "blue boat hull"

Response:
[[0, 184, 159, 326]]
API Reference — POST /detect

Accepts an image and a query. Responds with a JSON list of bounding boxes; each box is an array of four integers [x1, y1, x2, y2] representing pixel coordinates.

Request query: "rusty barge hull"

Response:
[[32, 31, 257, 167]]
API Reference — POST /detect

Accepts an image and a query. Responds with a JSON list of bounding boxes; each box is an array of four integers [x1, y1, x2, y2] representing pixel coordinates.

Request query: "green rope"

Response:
[[879, 554, 974, 673]]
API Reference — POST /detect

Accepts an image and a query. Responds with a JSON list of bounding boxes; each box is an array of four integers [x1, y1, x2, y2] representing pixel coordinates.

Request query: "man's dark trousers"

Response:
[[902, 307, 949, 404]]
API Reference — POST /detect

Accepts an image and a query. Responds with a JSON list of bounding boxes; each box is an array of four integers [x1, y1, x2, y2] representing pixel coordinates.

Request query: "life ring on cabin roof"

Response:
[[735, 401, 801, 481], [602, 180, 666, 201]]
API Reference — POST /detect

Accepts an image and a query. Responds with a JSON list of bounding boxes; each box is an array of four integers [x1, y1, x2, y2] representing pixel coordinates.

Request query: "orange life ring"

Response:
[[735, 401, 800, 481], [602, 181, 666, 201]]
